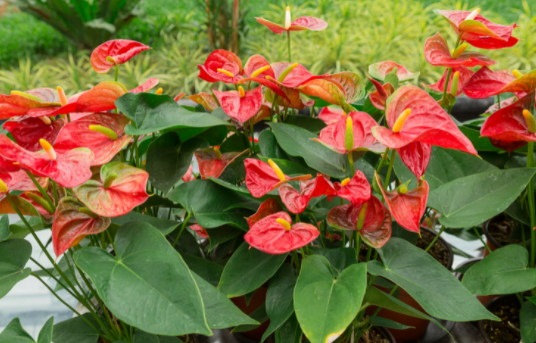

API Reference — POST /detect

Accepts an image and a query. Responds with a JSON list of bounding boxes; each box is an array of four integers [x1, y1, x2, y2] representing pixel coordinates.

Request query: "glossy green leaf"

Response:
[[74, 222, 211, 336], [133, 330, 181, 343], [259, 130, 290, 160], [52, 314, 99, 343], [146, 132, 208, 192], [367, 238, 498, 321], [310, 247, 357, 275], [168, 179, 252, 230], [294, 255, 367, 343], [182, 254, 223, 287], [111, 211, 180, 235], [427, 168, 536, 228], [37, 317, 54, 343], [9, 217, 45, 240], [284, 116, 326, 133], [369, 316, 413, 330], [521, 301, 536, 343], [116, 93, 229, 135], [262, 264, 298, 343], [0, 318, 35, 343], [275, 314, 302, 343], [394, 146, 497, 192], [269, 123, 348, 178], [206, 225, 243, 252], [218, 241, 287, 297], [0, 239, 31, 299], [459, 126, 502, 152], [462, 245, 536, 295], [232, 302, 268, 333], [0, 215, 9, 241]]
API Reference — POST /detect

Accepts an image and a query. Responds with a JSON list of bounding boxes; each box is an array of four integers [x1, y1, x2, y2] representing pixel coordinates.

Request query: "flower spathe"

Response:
[[255, 13, 327, 35], [424, 32, 495, 68], [195, 148, 249, 178], [333, 170, 371, 207], [368, 61, 419, 82], [246, 198, 283, 228], [244, 212, 319, 254], [91, 39, 151, 73], [3, 116, 65, 152], [197, 49, 243, 84], [190, 224, 208, 239], [278, 174, 336, 214], [464, 67, 536, 99], [213, 86, 263, 124]]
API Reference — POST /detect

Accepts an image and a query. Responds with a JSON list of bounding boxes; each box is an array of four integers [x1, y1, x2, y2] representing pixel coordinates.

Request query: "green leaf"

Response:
[[275, 314, 302, 343], [232, 302, 269, 333], [284, 116, 326, 133], [521, 301, 536, 343], [37, 317, 54, 343], [168, 229, 202, 258], [116, 93, 229, 136], [0, 318, 35, 343], [182, 254, 223, 287], [133, 330, 181, 343], [52, 314, 99, 343], [220, 132, 248, 153], [310, 247, 357, 275], [262, 264, 298, 343], [394, 146, 497, 192], [367, 238, 498, 321], [462, 245, 536, 295], [459, 126, 502, 152], [269, 123, 348, 178], [9, 217, 45, 240], [74, 222, 211, 336], [218, 241, 287, 297], [0, 239, 32, 299], [168, 179, 252, 230], [146, 132, 208, 193], [0, 215, 9, 241], [206, 225, 243, 252], [428, 168, 536, 228], [294, 255, 367, 343], [259, 130, 290, 160], [369, 316, 413, 330], [111, 211, 180, 235], [193, 272, 259, 329]]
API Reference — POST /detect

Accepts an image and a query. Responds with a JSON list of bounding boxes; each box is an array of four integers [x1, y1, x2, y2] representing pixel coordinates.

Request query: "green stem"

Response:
[[292, 250, 300, 271], [173, 212, 192, 247], [25, 171, 55, 210], [376, 148, 389, 173], [287, 31, 291, 62], [366, 246, 373, 262], [269, 97, 276, 123], [106, 230, 116, 253], [497, 94, 501, 110], [424, 226, 445, 252], [310, 103, 315, 118], [441, 67, 453, 109], [52, 181, 59, 206], [527, 141, 535, 267], [355, 231, 361, 262], [300, 247, 307, 258], [30, 257, 78, 300], [348, 152, 354, 176], [384, 149, 396, 190], [114, 64, 119, 82], [474, 226, 492, 255]]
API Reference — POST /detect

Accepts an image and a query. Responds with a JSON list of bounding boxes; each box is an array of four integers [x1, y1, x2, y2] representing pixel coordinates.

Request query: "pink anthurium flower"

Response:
[[464, 67, 536, 99], [318, 107, 346, 125], [91, 39, 150, 73], [278, 174, 336, 214], [368, 78, 395, 111], [244, 55, 275, 80], [314, 111, 385, 155], [195, 147, 249, 178], [424, 66, 474, 96], [0, 170, 47, 199], [332, 170, 371, 207], [190, 224, 208, 239], [435, 10, 518, 49], [371, 86, 477, 155], [255, 7, 327, 35], [0, 155, 21, 173], [0, 134, 93, 188], [327, 196, 392, 248], [246, 198, 283, 228], [52, 197, 111, 257], [245, 158, 312, 198], [244, 211, 319, 254], [129, 78, 159, 94], [3, 116, 65, 152], [52, 113, 131, 166], [424, 32, 495, 68], [188, 93, 220, 111], [368, 61, 419, 82], [213, 86, 263, 124], [73, 162, 149, 217], [198, 49, 244, 84], [0, 91, 60, 119], [182, 165, 196, 182], [375, 173, 428, 234], [397, 142, 432, 180], [480, 91, 536, 152]]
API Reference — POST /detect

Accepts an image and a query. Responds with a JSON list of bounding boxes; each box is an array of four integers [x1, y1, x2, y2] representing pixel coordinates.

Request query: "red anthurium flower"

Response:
[[0, 170, 47, 199], [213, 86, 263, 124], [255, 6, 327, 35], [279, 174, 336, 214], [424, 32, 495, 68], [188, 93, 220, 111], [368, 61, 419, 82], [485, 96, 516, 115], [91, 39, 150, 74], [481, 91, 536, 152], [3, 116, 65, 152], [397, 142, 432, 180], [314, 111, 385, 155], [244, 211, 319, 254], [368, 78, 395, 111], [375, 173, 428, 234], [244, 55, 275, 79], [435, 10, 518, 49], [245, 158, 312, 198], [0, 134, 93, 188], [195, 148, 249, 178], [424, 66, 474, 96], [332, 170, 371, 207], [464, 67, 536, 99], [53, 113, 131, 166], [318, 107, 346, 125], [52, 197, 111, 257], [73, 162, 149, 217], [0, 92, 60, 120], [327, 196, 392, 248], [190, 224, 208, 239], [247, 198, 283, 228], [0, 155, 21, 173], [129, 78, 159, 94], [265, 85, 314, 110], [182, 165, 196, 182], [371, 86, 477, 155], [198, 49, 243, 84], [24, 88, 59, 102]]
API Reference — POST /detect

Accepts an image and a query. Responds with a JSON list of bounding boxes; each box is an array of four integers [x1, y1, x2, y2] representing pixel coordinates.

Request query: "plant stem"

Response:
[[527, 141, 536, 267], [287, 31, 291, 62], [497, 94, 501, 110], [441, 34, 462, 112], [355, 231, 361, 262], [474, 226, 492, 255], [424, 226, 445, 252], [348, 152, 354, 176], [173, 212, 192, 247], [376, 148, 389, 173], [300, 247, 306, 258], [366, 246, 373, 262], [310, 103, 315, 118], [30, 257, 78, 299], [114, 64, 119, 82], [384, 149, 396, 189], [25, 171, 55, 210], [52, 181, 59, 205]]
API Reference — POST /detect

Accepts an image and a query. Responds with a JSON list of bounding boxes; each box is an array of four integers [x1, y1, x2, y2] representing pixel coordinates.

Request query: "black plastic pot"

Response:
[[370, 326, 396, 343], [478, 294, 521, 343], [419, 227, 454, 271], [451, 96, 494, 122], [482, 214, 531, 256]]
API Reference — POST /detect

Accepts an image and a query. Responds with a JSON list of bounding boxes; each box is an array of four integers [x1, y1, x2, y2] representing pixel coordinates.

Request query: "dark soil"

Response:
[[416, 229, 449, 268], [487, 216, 516, 246], [358, 327, 391, 343], [482, 295, 521, 343]]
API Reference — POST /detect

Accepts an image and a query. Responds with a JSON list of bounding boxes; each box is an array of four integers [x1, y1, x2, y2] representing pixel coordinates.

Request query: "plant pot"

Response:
[[478, 294, 522, 343], [451, 96, 494, 122], [483, 214, 530, 257], [358, 326, 396, 343], [230, 287, 270, 341], [454, 257, 497, 307], [417, 227, 454, 271]]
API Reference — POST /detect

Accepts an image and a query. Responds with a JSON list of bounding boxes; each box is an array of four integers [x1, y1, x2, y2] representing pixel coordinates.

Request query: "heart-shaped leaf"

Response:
[[0, 239, 32, 299], [521, 301, 536, 343], [74, 222, 211, 336], [52, 314, 100, 343], [0, 318, 36, 343]]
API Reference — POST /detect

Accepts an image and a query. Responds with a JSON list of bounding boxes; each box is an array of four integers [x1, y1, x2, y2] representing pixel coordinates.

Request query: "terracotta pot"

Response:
[[419, 226, 454, 271], [365, 286, 429, 342], [230, 287, 270, 341]]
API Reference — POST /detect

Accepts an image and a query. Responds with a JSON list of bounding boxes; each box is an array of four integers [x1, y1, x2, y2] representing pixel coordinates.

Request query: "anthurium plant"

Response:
[[0, 6, 535, 343]]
